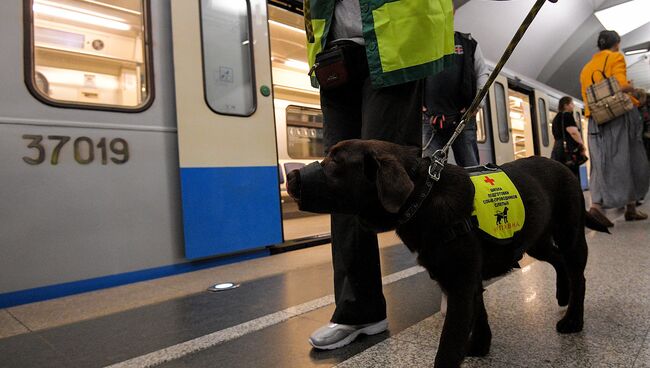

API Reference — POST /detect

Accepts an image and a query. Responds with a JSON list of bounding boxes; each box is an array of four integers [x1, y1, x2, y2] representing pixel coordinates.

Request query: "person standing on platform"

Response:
[[422, 30, 490, 167], [580, 30, 650, 225], [550, 96, 586, 178], [303, 0, 454, 350]]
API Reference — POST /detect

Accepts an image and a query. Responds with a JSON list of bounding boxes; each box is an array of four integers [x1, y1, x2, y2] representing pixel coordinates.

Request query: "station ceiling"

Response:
[[280, 0, 650, 100], [454, 0, 650, 100]]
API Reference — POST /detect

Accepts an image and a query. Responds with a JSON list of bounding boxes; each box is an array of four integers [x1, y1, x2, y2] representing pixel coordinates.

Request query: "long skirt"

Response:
[[588, 108, 650, 208]]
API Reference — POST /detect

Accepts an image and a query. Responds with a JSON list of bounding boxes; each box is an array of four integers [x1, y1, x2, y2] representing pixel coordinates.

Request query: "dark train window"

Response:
[[25, 0, 153, 111], [494, 82, 509, 143], [538, 98, 549, 147], [286, 105, 325, 159], [200, 0, 256, 116]]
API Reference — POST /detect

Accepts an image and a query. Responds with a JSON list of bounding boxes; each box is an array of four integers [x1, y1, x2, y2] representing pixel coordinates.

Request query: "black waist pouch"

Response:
[[311, 44, 350, 90]]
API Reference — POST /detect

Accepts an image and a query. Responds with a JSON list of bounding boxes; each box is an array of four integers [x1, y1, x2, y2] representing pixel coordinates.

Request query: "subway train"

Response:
[[0, 0, 589, 307]]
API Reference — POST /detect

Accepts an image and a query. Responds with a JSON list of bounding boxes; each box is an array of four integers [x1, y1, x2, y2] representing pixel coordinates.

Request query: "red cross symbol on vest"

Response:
[[484, 176, 495, 185]]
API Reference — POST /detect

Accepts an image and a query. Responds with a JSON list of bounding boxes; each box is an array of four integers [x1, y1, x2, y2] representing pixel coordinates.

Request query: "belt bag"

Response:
[[586, 55, 634, 125], [310, 46, 349, 91]]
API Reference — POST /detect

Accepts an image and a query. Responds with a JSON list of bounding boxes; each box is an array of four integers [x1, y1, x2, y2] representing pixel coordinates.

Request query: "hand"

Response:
[[579, 144, 586, 155]]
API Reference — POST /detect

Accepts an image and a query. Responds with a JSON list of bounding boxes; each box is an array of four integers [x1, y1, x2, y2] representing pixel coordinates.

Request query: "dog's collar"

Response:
[[397, 158, 435, 226], [397, 158, 474, 242]]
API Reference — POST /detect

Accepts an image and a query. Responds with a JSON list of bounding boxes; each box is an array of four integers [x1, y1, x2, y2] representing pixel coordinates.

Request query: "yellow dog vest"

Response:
[[469, 168, 525, 240]]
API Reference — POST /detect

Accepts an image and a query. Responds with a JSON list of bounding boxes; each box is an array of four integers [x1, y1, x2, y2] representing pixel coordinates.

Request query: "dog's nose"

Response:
[[286, 169, 301, 200]]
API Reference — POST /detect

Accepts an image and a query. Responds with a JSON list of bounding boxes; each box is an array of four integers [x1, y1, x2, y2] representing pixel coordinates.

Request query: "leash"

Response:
[[399, 0, 558, 226], [428, 0, 559, 182]]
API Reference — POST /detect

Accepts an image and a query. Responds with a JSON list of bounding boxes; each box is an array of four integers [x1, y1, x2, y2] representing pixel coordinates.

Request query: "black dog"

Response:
[[287, 139, 608, 368]]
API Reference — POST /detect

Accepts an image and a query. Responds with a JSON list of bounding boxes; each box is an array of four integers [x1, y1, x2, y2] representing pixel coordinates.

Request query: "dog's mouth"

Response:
[[287, 161, 340, 214]]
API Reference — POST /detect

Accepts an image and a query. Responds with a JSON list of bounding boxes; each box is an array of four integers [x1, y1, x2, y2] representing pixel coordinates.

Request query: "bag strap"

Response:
[[591, 54, 610, 85], [560, 113, 568, 150]]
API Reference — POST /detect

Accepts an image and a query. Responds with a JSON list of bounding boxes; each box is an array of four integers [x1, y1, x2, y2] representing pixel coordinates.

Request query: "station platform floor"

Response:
[[1, 202, 649, 367]]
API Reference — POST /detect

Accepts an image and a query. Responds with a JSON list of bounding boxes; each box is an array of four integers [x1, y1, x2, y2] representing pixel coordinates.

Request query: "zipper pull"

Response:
[[308, 63, 319, 76]]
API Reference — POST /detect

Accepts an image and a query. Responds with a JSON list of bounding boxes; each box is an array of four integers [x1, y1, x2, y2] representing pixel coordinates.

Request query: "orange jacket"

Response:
[[580, 50, 637, 116]]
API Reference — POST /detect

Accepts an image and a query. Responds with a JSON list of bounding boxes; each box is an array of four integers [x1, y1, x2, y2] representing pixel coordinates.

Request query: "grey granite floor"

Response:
[[336, 204, 650, 368]]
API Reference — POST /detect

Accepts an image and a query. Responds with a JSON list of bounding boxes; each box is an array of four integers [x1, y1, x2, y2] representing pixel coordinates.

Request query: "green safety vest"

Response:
[[469, 168, 525, 241], [304, 0, 455, 88]]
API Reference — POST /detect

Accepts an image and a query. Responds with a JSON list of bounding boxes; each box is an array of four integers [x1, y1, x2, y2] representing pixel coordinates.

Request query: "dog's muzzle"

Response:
[[293, 161, 337, 214]]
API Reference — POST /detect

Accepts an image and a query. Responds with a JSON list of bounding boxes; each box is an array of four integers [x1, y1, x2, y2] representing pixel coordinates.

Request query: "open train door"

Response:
[[534, 90, 553, 157], [171, 0, 282, 259], [488, 75, 515, 164]]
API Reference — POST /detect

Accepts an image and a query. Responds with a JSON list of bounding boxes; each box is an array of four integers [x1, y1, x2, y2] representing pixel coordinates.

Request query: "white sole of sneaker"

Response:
[[308, 320, 388, 350]]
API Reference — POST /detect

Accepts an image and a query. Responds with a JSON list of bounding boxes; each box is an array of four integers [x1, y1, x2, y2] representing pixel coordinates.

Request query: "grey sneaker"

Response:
[[309, 319, 388, 350]]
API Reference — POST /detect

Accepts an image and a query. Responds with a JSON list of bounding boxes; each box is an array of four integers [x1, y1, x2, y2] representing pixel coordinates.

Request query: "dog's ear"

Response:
[[369, 153, 414, 213]]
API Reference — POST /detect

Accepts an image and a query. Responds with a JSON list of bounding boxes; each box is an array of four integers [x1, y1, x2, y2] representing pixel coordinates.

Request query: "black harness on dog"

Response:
[[397, 158, 474, 243], [398, 160, 527, 266]]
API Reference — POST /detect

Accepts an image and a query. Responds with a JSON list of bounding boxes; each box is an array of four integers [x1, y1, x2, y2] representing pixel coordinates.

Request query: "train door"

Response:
[[170, 0, 282, 259], [507, 86, 536, 160], [534, 90, 552, 157], [488, 75, 515, 164]]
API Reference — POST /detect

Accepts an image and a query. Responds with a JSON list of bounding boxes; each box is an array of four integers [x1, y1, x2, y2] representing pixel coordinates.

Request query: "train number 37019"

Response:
[[22, 135, 129, 165]]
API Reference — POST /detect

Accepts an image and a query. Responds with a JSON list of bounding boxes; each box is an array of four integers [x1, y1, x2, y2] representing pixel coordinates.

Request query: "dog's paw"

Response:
[[467, 331, 491, 357], [467, 342, 491, 357], [556, 288, 569, 307], [556, 316, 583, 334]]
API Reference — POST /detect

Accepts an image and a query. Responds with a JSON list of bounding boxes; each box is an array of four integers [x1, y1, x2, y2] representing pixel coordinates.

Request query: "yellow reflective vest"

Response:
[[469, 168, 525, 241], [303, 0, 455, 88]]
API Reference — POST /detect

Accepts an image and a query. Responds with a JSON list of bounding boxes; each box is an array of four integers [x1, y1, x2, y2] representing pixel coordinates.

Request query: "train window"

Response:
[[494, 82, 509, 143], [26, 0, 152, 111], [475, 106, 488, 143], [200, 0, 256, 116], [268, 6, 318, 98], [286, 105, 325, 159], [538, 98, 549, 147]]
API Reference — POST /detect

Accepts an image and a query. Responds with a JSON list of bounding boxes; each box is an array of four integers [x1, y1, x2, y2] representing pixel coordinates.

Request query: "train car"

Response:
[[0, 0, 589, 307]]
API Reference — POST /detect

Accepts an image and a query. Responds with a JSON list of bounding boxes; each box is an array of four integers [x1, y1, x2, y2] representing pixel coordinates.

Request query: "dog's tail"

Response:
[[584, 210, 611, 233]]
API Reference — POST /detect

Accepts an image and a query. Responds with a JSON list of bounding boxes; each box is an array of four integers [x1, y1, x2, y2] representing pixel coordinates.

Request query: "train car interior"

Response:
[[30, 0, 149, 109]]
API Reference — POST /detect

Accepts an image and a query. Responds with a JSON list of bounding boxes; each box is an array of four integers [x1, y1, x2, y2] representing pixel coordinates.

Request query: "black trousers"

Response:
[[319, 43, 422, 324]]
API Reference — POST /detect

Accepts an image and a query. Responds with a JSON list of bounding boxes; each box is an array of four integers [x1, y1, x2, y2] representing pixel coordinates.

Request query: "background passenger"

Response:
[[422, 30, 490, 167], [579, 30, 650, 224], [303, 0, 454, 350], [550, 96, 585, 178]]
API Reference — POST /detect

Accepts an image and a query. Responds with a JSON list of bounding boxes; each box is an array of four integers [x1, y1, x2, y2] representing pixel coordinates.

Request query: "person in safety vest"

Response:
[[421, 29, 489, 167], [303, 0, 454, 350]]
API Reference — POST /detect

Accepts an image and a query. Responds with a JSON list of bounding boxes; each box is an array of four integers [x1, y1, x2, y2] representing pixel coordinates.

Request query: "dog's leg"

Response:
[[467, 286, 491, 357], [434, 282, 480, 368], [556, 234, 588, 334], [527, 240, 569, 307]]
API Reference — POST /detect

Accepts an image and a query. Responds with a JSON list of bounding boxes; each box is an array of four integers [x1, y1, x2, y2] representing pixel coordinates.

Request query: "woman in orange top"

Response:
[[579, 30, 649, 225]]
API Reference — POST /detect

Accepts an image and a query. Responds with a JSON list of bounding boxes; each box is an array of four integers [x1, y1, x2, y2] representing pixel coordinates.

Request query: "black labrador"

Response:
[[286, 139, 608, 368]]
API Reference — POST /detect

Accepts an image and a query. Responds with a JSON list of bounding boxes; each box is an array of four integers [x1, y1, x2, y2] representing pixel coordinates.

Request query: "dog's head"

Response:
[[286, 140, 420, 218]]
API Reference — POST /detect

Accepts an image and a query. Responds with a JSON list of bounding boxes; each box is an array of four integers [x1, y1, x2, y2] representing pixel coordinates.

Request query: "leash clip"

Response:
[[428, 149, 447, 181]]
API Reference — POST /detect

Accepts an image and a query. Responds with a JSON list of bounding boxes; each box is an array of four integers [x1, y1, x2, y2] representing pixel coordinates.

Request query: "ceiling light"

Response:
[[269, 20, 305, 34], [34, 3, 131, 31], [625, 48, 649, 56], [81, 0, 141, 15], [594, 0, 650, 36]]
